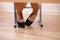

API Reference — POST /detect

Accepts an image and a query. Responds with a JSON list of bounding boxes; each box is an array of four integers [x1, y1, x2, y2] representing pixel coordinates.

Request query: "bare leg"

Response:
[[15, 3, 26, 28], [15, 3, 26, 22], [26, 3, 39, 26]]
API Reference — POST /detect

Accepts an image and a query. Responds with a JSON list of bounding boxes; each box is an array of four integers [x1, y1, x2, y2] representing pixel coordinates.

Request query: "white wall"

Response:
[[0, 2, 14, 12], [42, 3, 60, 13], [0, 2, 60, 13]]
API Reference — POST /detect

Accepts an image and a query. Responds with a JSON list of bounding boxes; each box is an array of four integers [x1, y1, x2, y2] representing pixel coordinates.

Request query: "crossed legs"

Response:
[[15, 3, 39, 28]]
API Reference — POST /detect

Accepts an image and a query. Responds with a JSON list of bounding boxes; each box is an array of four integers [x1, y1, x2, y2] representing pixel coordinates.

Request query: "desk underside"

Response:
[[0, 0, 60, 3]]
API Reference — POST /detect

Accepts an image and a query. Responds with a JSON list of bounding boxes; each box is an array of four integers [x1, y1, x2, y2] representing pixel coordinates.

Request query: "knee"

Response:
[[31, 3, 39, 13], [31, 3, 39, 9]]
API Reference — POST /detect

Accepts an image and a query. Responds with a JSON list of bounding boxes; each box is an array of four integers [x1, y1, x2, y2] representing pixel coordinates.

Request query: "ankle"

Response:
[[28, 15, 37, 21], [17, 19, 24, 22]]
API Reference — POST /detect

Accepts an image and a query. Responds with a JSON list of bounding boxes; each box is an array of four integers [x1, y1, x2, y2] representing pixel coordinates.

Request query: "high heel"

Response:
[[25, 19, 33, 26], [17, 21, 25, 28]]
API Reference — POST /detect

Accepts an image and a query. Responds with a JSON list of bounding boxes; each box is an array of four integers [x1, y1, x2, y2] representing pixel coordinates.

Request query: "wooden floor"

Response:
[[0, 12, 60, 40]]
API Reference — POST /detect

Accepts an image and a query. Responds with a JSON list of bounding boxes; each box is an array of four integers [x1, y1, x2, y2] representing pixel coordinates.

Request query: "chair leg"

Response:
[[40, 5, 43, 27], [14, 3, 17, 28]]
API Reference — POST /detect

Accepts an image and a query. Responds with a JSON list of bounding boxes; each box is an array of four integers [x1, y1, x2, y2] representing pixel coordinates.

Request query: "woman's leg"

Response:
[[15, 3, 26, 28], [26, 3, 39, 26]]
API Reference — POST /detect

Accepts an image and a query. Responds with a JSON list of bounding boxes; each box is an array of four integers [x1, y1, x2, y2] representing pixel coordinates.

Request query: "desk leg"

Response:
[[14, 3, 17, 28], [40, 5, 43, 27]]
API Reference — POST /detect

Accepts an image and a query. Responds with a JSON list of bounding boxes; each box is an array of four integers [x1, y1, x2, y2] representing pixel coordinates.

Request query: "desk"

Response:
[[0, 0, 60, 3]]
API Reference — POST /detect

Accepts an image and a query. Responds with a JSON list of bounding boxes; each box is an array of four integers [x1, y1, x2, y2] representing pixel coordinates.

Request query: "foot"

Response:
[[25, 19, 33, 26], [17, 21, 25, 28]]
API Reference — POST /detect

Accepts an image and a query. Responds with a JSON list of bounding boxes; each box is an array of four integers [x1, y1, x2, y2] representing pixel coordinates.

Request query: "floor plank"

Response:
[[0, 12, 60, 40]]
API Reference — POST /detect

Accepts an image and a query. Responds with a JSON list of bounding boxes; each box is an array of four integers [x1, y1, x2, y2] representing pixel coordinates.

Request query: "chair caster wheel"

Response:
[[41, 25, 43, 27], [14, 25, 17, 28]]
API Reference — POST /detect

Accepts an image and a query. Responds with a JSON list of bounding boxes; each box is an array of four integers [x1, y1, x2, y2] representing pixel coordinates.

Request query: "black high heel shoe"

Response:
[[25, 19, 33, 26], [17, 21, 25, 28]]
